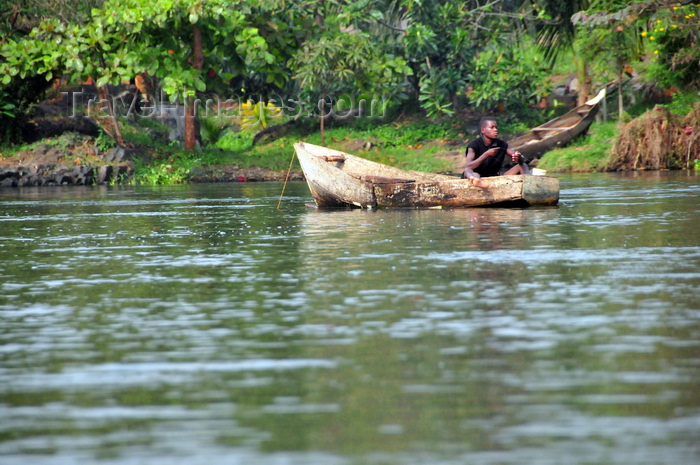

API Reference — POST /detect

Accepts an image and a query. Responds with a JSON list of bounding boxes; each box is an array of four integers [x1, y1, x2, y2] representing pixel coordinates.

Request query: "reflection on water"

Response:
[[1, 173, 699, 464]]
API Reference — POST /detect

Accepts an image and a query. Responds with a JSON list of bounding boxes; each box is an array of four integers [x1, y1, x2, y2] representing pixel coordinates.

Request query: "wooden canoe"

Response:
[[294, 142, 559, 209], [509, 87, 607, 159]]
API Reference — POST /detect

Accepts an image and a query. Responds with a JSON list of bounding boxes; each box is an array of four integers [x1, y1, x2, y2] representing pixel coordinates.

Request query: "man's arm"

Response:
[[463, 146, 498, 178], [463, 147, 479, 178]]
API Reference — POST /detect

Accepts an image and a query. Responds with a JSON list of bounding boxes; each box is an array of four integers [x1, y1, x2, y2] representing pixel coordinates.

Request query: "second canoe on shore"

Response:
[[509, 87, 607, 159]]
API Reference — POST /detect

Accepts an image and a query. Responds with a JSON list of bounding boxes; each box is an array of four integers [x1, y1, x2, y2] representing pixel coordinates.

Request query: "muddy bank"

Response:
[[0, 154, 303, 187], [0, 163, 132, 187], [0, 131, 303, 187], [0, 158, 303, 187], [188, 165, 304, 183], [0, 133, 141, 187], [611, 103, 699, 170]]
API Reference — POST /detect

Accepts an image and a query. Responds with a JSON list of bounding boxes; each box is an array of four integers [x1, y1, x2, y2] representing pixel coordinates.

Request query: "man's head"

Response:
[[479, 117, 498, 140]]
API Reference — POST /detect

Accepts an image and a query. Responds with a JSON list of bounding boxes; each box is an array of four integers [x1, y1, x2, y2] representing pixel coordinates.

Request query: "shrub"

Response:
[[216, 131, 254, 153]]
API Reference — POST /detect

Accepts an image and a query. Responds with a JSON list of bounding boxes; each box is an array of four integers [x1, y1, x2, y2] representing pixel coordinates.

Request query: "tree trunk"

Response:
[[97, 85, 125, 146], [602, 91, 607, 123], [617, 64, 624, 120], [320, 88, 326, 146], [184, 98, 197, 150], [193, 25, 204, 71], [184, 25, 204, 150], [575, 57, 590, 106]]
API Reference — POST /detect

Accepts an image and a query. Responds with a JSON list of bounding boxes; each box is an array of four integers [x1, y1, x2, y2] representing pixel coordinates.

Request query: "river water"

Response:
[[1, 172, 699, 465]]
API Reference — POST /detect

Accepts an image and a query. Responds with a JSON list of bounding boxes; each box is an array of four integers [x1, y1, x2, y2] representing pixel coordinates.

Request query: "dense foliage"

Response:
[[1, 0, 698, 148]]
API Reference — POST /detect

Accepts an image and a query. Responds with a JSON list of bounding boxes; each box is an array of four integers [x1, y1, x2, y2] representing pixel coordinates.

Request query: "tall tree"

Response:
[[572, 1, 649, 119], [530, 0, 590, 64], [1, 0, 102, 39], [0, 0, 287, 150], [529, 0, 592, 104], [100, 0, 285, 150], [289, 2, 411, 145], [388, 0, 553, 115], [638, 1, 699, 89]]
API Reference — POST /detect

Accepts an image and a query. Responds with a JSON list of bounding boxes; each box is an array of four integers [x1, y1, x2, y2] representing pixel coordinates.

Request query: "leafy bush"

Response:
[[466, 41, 550, 112], [133, 114, 171, 134], [132, 147, 234, 184], [641, 4, 700, 89], [134, 162, 189, 184], [658, 90, 700, 116], [0, 73, 53, 145], [418, 66, 461, 118], [95, 129, 116, 152], [359, 121, 453, 148], [215, 131, 254, 153], [199, 116, 233, 145]]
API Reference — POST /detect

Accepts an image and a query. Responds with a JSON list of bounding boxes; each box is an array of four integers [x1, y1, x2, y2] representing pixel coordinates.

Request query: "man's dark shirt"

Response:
[[466, 136, 508, 177]]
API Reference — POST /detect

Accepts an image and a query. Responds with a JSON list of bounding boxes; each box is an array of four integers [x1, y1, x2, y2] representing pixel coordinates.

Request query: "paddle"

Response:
[[277, 151, 296, 209]]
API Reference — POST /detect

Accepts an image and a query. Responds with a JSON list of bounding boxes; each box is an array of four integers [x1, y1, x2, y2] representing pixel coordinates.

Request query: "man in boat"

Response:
[[463, 117, 530, 188]]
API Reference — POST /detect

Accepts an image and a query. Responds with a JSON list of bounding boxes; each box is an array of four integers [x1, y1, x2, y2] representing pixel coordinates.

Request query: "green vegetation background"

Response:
[[1, 1, 698, 183]]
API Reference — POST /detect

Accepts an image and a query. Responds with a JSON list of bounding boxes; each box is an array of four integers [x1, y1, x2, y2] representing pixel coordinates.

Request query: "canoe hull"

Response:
[[509, 88, 606, 159], [295, 142, 559, 209], [373, 175, 559, 208]]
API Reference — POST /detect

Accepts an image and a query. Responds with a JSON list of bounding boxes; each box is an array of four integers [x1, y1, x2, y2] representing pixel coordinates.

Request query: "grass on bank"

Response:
[[237, 121, 460, 172], [128, 116, 469, 183], [536, 121, 618, 173]]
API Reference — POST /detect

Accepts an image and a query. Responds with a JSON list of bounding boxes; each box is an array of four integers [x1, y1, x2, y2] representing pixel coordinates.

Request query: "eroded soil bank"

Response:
[[611, 104, 699, 171], [0, 131, 303, 187]]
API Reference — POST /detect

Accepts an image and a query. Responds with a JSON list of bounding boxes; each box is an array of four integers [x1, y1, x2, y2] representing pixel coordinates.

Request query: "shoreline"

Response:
[[0, 159, 305, 187], [2, 100, 697, 187]]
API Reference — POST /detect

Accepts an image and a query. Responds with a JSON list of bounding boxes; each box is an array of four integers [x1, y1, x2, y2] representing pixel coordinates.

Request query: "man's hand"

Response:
[[510, 150, 522, 163], [483, 147, 499, 158]]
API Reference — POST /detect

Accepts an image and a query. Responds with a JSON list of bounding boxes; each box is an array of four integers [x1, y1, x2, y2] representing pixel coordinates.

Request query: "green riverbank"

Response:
[[1, 91, 698, 186]]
